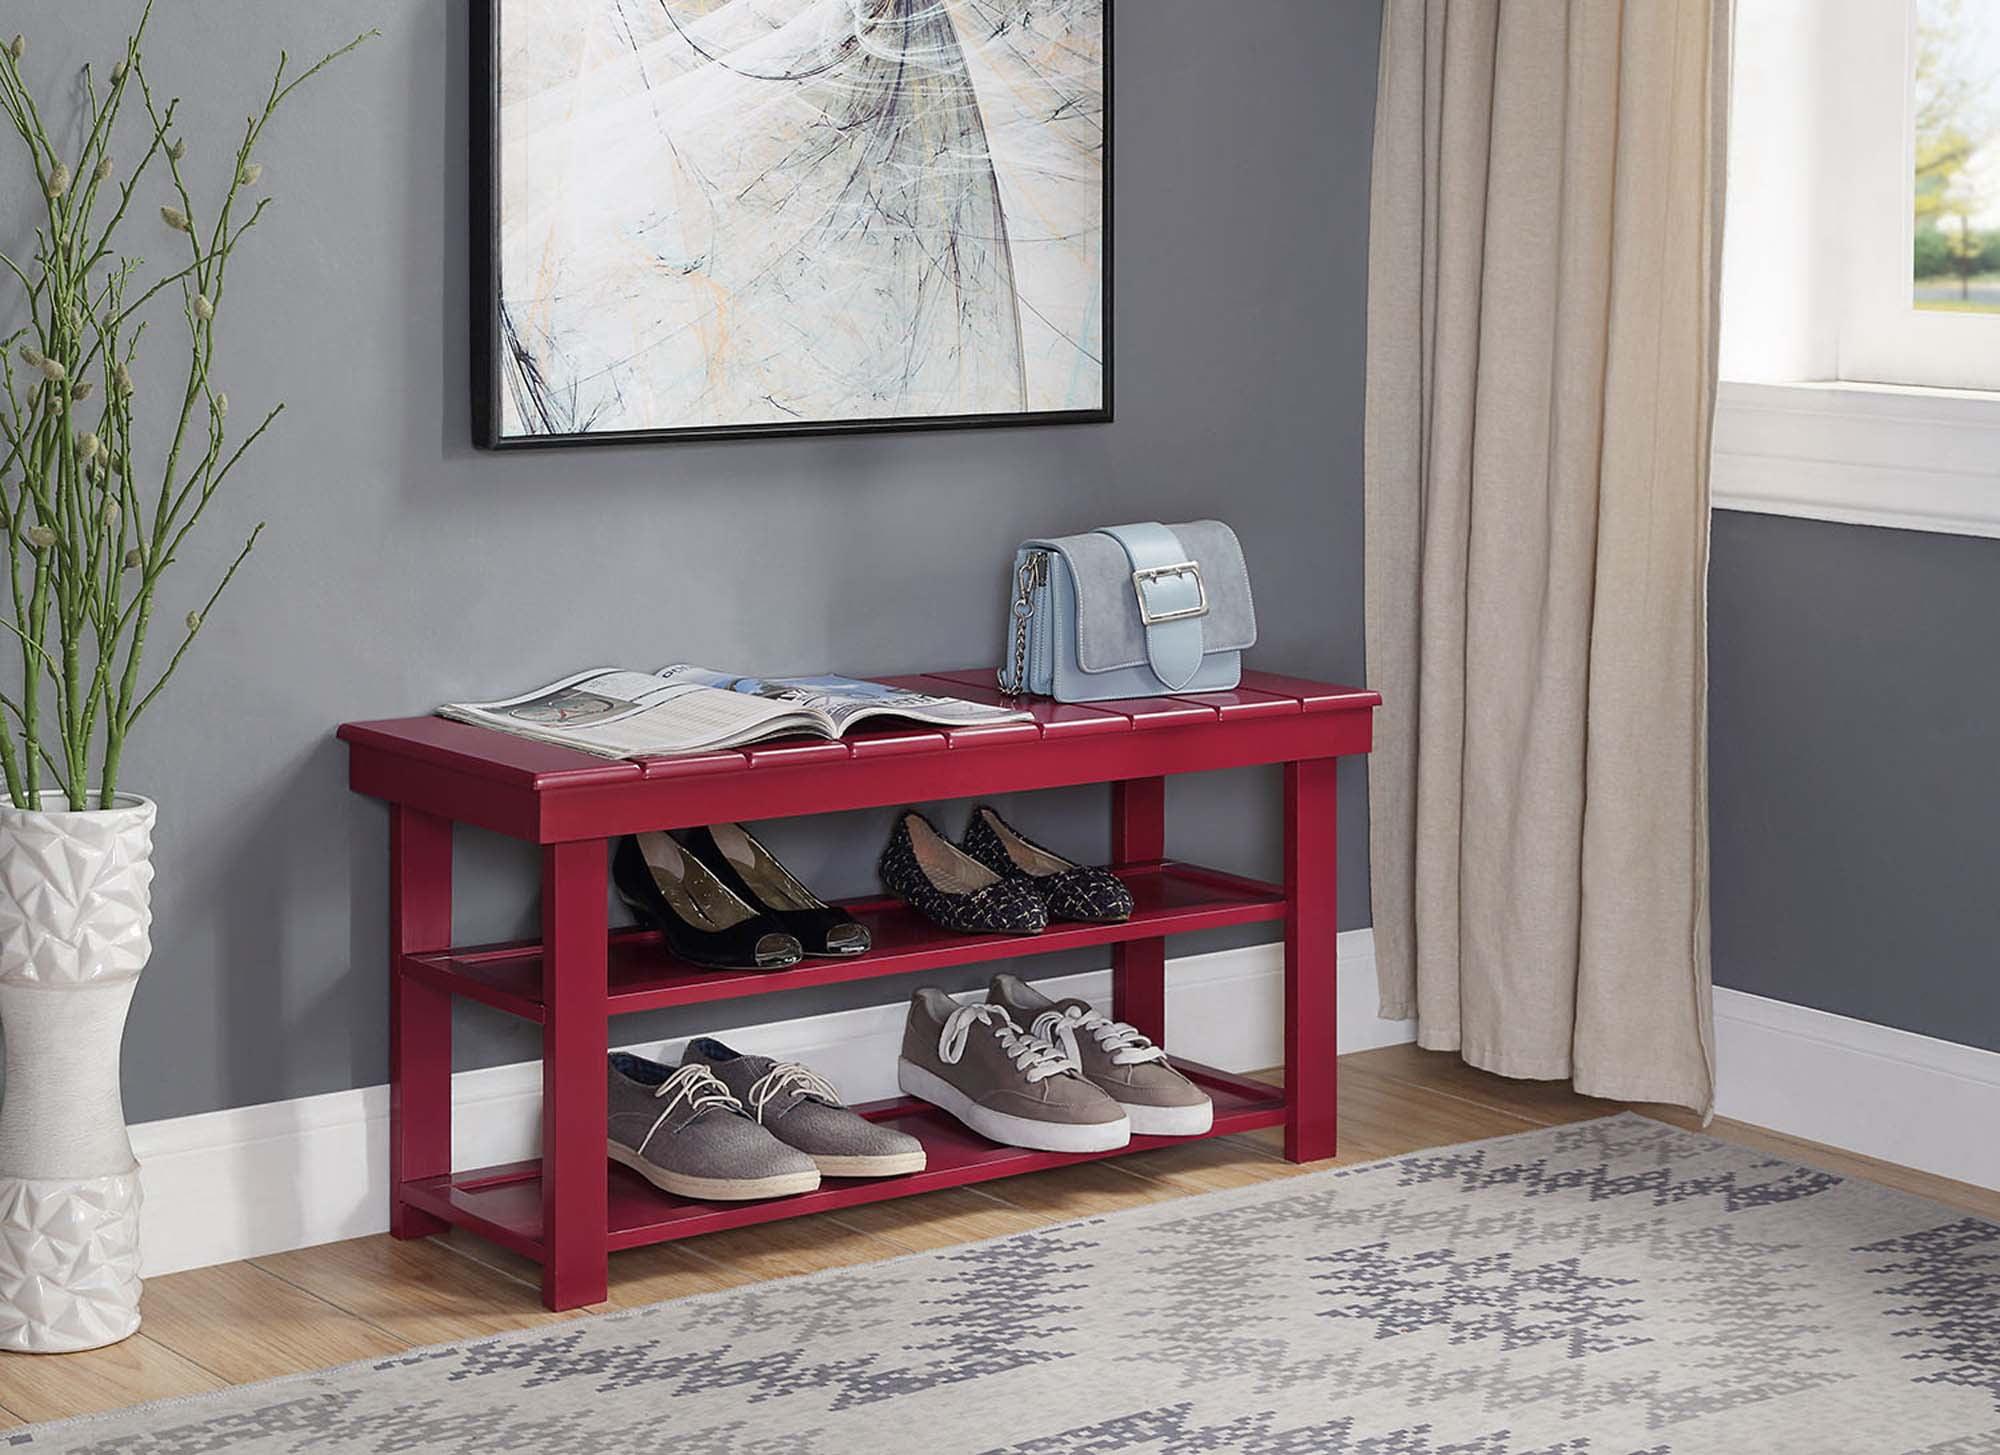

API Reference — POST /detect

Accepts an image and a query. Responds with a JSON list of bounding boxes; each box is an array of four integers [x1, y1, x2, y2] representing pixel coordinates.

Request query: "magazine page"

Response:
[[655, 666, 1028, 734], [438, 668, 820, 758]]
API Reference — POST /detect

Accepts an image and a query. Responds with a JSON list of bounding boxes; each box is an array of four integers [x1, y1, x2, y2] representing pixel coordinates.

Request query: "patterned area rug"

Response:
[[16, 1115, 2000, 1454]]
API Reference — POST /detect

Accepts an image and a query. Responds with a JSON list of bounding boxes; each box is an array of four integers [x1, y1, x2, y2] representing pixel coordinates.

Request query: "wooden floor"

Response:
[[1, 1044, 1994, 1429]]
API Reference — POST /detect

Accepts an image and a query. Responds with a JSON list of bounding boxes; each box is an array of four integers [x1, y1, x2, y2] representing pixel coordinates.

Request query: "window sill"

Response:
[[1711, 381, 2000, 540]]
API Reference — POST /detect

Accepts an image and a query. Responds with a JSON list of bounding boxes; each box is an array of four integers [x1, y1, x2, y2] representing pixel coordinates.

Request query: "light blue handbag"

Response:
[[997, 521, 1257, 702]]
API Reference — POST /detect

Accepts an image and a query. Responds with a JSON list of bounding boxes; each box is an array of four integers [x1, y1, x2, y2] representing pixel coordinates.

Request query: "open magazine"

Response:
[[437, 665, 1029, 759]]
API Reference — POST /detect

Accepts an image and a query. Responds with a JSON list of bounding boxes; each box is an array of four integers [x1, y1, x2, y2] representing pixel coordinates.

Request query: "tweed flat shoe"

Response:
[[959, 805, 1135, 924], [879, 810, 1048, 936]]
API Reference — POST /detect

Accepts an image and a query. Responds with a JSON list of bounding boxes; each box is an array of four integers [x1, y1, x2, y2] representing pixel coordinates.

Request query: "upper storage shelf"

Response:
[[402, 859, 1285, 1022]]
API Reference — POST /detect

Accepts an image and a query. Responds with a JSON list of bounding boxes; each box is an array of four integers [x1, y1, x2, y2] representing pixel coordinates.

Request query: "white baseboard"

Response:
[[131, 949, 1999, 1281], [130, 930, 1406, 1278], [1712, 987, 2000, 1193]]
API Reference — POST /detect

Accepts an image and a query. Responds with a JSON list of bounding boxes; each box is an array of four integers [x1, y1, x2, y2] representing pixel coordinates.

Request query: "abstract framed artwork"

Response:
[[471, 0, 1111, 448]]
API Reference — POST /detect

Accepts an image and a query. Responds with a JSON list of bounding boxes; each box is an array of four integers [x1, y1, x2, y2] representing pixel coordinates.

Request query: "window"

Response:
[[1913, 0, 1999, 317], [1714, 0, 2000, 540], [1722, 0, 2000, 392]]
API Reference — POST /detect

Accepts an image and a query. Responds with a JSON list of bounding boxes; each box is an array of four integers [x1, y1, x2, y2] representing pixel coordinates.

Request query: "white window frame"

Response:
[[1712, 381, 2000, 538], [1715, 0, 2000, 539]]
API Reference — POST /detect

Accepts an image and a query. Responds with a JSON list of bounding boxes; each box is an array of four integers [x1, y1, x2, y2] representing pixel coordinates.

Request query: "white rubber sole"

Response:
[[811, 1149, 929, 1179], [1119, 1097, 1214, 1137], [898, 1060, 1131, 1153], [608, 1141, 821, 1200]]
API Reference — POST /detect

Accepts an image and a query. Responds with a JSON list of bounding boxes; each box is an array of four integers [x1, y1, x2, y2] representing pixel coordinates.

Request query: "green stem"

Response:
[[127, 521, 260, 729], [21, 554, 47, 804], [0, 14, 370, 805], [0, 680, 23, 804]]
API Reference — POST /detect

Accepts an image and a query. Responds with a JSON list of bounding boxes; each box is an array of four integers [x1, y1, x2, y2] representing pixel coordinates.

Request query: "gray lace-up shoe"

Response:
[[680, 1037, 927, 1178], [987, 973, 1213, 1136], [607, 1052, 821, 1200], [898, 987, 1130, 1152]]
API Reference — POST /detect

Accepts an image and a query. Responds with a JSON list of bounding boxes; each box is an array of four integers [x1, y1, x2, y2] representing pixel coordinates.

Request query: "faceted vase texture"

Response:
[[0, 794, 154, 1353]]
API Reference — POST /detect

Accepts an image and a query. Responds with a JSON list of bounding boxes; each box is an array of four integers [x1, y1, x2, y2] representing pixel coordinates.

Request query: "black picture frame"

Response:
[[470, 2, 1114, 450]]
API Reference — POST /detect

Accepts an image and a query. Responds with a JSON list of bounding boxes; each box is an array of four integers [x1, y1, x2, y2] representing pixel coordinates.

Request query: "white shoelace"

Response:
[[636, 1064, 740, 1158], [744, 1061, 842, 1123], [938, 1003, 1072, 1084], [1031, 1005, 1169, 1069]]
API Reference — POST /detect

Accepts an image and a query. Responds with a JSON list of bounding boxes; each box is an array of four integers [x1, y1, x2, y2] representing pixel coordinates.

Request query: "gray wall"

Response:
[[2, 2, 1382, 1123], [1709, 510, 2000, 1052], [11, 3, 1985, 1127]]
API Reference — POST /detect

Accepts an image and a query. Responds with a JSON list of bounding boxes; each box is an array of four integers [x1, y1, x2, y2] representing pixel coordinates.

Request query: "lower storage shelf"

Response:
[[400, 1061, 1286, 1262]]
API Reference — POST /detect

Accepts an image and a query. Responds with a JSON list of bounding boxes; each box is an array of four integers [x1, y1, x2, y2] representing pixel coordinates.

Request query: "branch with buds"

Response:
[[0, 1, 372, 808]]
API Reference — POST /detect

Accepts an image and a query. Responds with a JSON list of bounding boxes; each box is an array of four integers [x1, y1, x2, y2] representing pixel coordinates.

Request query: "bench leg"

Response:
[[541, 839, 609, 1310], [389, 806, 452, 1239], [1111, 777, 1167, 1045], [1284, 758, 1339, 1162]]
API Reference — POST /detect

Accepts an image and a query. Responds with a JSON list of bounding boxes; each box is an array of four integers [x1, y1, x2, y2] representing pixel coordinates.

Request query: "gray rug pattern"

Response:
[[14, 1115, 1999, 1453]]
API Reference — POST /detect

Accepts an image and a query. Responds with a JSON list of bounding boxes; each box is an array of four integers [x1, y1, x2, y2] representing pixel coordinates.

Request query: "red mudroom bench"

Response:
[[338, 667, 1379, 1310]]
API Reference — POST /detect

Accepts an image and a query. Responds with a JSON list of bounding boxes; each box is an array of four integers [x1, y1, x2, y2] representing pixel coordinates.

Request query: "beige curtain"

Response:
[[1364, 0, 1729, 1114]]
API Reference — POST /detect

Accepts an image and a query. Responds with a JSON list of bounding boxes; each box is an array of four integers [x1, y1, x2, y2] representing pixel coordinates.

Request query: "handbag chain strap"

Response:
[[1002, 551, 1049, 695]]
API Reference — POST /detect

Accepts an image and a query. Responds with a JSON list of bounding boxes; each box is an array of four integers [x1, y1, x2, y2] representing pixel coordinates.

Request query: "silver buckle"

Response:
[[1132, 561, 1208, 625]]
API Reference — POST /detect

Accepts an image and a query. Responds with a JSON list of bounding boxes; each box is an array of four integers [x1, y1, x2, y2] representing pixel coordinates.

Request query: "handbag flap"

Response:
[[1033, 520, 1257, 675]]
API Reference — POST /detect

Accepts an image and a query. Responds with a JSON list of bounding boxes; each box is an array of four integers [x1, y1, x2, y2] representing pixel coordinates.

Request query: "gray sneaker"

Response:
[[898, 987, 1130, 1152], [987, 973, 1213, 1136], [606, 1052, 821, 1200], [680, 1037, 927, 1178]]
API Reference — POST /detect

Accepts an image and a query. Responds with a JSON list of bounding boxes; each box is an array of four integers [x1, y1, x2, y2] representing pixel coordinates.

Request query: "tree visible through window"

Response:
[[1915, 0, 2000, 313]]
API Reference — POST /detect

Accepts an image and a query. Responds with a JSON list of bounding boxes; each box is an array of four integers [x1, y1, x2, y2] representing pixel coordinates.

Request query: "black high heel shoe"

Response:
[[959, 805, 1135, 924], [878, 810, 1048, 936], [679, 823, 871, 958], [613, 833, 804, 970]]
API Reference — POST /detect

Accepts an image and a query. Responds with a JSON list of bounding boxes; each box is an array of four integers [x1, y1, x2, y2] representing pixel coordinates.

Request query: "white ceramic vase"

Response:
[[0, 793, 154, 1353]]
